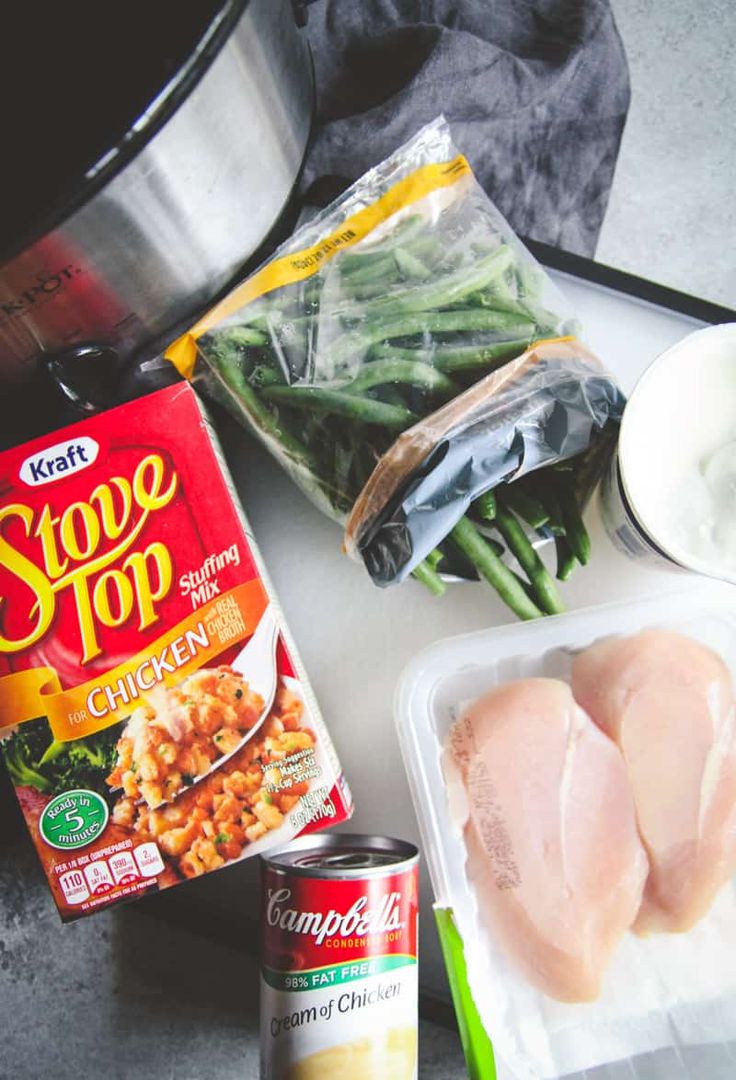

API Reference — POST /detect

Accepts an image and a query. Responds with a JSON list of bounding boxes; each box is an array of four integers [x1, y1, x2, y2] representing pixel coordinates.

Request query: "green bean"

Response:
[[339, 215, 426, 273], [332, 311, 534, 367], [434, 337, 533, 373], [459, 292, 530, 319], [546, 520, 567, 538], [346, 358, 456, 398], [511, 570, 541, 607], [361, 247, 513, 319], [458, 283, 563, 337], [249, 364, 284, 388], [481, 536, 506, 558], [340, 250, 396, 276], [555, 536, 577, 581], [516, 262, 544, 302], [473, 490, 497, 521], [402, 233, 444, 265], [369, 338, 532, 375], [452, 255, 515, 302], [261, 385, 418, 430], [218, 325, 269, 348], [385, 231, 443, 268], [341, 280, 395, 301], [303, 275, 327, 305], [412, 559, 447, 597], [348, 234, 443, 279], [395, 249, 432, 281], [498, 484, 550, 530], [365, 344, 420, 364], [340, 254, 400, 287], [520, 301, 565, 336], [209, 347, 316, 469], [556, 482, 592, 565], [425, 548, 444, 571], [533, 488, 566, 537], [494, 504, 565, 615], [339, 239, 443, 294], [449, 517, 543, 621], [241, 314, 271, 333]]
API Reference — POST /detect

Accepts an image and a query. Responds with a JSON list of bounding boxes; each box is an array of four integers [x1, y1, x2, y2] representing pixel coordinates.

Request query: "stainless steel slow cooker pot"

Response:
[[0, 0, 313, 383]]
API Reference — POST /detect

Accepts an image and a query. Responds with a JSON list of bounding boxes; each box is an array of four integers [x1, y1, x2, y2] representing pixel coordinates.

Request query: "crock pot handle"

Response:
[[42, 342, 122, 415]]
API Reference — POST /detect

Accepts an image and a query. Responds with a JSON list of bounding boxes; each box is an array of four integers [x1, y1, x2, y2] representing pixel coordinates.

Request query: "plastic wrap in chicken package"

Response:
[[396, 584, 736, 1080], [166, 119, 624, 620]]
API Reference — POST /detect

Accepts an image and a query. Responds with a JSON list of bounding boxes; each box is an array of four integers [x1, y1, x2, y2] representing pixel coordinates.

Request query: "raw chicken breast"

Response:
[[449, 678, 647, 1002], [572, 629, 736, 934]]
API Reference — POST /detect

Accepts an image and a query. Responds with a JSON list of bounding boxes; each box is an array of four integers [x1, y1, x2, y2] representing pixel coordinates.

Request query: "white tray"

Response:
[[396, 585, 736, 1079]]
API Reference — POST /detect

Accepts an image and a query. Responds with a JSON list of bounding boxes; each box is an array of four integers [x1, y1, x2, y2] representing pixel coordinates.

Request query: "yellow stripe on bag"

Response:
[[0, 579, 268, 741], [166, 154, 472, 380]]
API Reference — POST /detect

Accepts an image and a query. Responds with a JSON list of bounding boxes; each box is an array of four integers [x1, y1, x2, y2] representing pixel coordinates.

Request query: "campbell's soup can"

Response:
[[260, 834, 419, 1079]]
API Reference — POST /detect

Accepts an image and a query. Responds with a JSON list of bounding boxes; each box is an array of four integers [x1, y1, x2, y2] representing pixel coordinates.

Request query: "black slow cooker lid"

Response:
[[1, 0, 249, 265]]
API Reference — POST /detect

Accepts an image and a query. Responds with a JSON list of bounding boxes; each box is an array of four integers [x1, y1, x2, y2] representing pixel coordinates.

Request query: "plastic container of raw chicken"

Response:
[[395, 582, 736, 1080]]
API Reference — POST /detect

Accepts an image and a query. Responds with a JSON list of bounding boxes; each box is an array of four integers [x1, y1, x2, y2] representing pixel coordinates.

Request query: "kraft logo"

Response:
[[19, 437, 99, 486]]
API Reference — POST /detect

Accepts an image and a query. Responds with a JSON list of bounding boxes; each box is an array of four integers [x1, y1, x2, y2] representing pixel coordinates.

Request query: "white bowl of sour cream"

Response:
[[615, 322, 736, 582]]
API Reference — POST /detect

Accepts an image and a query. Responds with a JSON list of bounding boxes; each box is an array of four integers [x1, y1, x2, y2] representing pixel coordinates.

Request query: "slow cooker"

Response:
[[0, 0, 313, 384]]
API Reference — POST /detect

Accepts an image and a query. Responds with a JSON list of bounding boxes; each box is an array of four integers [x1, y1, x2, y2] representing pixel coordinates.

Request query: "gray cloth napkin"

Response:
[[302, 0, 630, 256]]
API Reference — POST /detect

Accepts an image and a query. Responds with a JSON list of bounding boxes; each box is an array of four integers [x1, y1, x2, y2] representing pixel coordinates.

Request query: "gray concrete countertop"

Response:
[[598, 0, 736, 309], [2, 6, 733, 1080], [0, 770, 466, 1080]]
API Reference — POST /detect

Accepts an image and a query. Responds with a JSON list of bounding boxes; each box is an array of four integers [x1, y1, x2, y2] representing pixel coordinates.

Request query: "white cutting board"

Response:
[[192, 269, 712, 1002]]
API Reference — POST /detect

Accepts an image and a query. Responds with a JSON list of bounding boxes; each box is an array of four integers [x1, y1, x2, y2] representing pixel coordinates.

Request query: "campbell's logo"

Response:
[[266, 888, 404, 946], [19, 438, 99, 487]]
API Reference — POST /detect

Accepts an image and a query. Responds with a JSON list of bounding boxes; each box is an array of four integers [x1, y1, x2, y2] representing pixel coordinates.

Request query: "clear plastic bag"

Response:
[[166, 117, 623, 598]]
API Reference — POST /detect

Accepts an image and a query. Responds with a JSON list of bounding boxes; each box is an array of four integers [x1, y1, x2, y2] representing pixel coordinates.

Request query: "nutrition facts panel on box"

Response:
[[57, 842, 165, 905]]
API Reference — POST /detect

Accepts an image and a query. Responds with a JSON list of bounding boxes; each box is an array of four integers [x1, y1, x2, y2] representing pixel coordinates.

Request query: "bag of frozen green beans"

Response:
[[166, 118, 624, 621]]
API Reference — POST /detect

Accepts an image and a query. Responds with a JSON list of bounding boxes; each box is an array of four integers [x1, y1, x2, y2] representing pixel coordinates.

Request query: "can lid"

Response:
[[262, 833, 419, 879]]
